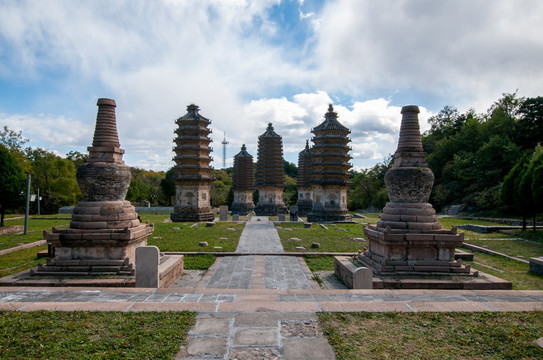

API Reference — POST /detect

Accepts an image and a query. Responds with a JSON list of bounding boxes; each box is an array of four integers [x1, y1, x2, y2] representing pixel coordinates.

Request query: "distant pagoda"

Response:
[[254, 123, 287, 215], [296, 140, 313, 216], [307, 104, 352, 222], [231, 144, 255, 215], [170, 104, 214, 222]]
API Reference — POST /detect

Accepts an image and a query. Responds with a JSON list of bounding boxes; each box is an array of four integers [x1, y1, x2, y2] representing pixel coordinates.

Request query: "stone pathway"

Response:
[[176, 313, 334, 360]]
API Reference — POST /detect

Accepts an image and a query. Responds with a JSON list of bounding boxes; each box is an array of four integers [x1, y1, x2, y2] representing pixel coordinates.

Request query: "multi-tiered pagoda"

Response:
[[307, 105, 352, 222], [170, 104, 214, 222], [231, 144, 255, 215], [254, 123, 287, 215], [296, 140, 313, 216]]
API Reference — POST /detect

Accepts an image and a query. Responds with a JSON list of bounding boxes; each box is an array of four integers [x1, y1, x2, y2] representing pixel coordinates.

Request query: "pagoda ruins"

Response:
[[38, 98, 153, 275], [307, 105, 352, 222], [254, 123, 287, 215], [359, 105, 470, 275], [296, 140, 313, 216], [170, 104, 215, 222], [231, 144, 255, 215]]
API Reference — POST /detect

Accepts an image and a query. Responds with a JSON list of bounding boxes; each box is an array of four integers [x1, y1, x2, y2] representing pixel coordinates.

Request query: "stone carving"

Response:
[[359, 105, 470, 275], [39, 98, 153, 275], [307, 105, 352, 222], [171, 104, 214, 222]]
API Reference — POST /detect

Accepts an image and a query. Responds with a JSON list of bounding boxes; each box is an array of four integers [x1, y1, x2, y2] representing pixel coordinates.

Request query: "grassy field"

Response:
[[277, 222, 367, 252], [0, 245, 47, 278], [0, 216, 70, 250], [318, 312, 543, 360], [0, 311, 196, 359]]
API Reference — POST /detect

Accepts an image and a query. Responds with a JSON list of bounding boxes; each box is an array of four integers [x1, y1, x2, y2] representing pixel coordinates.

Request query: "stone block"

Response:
[[289, 206, 298, 221], [303, 223, 312, 228], [399, 214, 417, 222], [206, 222, 215, 227], [529, 257, 543, 275], [232, 214, 240, 221], [136, 246, 159, 288], [334, 256, 373, 289], [219, 205, 228, 221], [278, 214, 286, 221], [311, 243, 320, 248]]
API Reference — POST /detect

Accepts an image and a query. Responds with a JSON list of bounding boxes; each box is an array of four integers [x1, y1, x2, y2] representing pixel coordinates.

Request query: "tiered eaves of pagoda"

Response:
[[307, 104, 352, 222], [296, 140, 313, 216], [254, 123, 287, 215], [171, 104, 215, 222], [231, 144, 255, 215]]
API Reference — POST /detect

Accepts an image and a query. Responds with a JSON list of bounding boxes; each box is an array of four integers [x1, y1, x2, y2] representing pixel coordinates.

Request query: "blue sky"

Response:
[[1, 0, 543, 171]]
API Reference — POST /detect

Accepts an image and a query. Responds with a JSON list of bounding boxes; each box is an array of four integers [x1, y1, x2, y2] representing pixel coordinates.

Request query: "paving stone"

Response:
[[228, 348, 281, 360], [282, 338, 335, 360], [186, 337, 228, 357], [281, 320, 322, 337], [232, 328, 279, 347], [189, 317, 231, 335]]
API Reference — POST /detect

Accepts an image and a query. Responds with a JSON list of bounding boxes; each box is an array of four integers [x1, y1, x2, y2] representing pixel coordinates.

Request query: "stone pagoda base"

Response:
[[36, 201, 153, 276], [230, 202, 254, 216], [359, 202, 470, 275], [254, 203, 288, 216], [296, 199, 313, 216], [307, 207, 351, 222], [171, 206, 214, 222]]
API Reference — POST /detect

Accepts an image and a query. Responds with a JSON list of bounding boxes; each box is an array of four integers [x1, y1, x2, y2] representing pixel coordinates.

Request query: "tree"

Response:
[[501, 154, 532, 231], [0, 125, 31, 172], [66, 151, 88, 168], [516, 96, 543, 150], [0, 145, 26, 226], [284, 160, 298, 178], [27, 148, 81, 213], [160, 168, 176, 206]]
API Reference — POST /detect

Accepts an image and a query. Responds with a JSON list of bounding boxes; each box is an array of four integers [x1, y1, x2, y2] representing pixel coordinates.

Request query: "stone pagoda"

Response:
[[360, 105, 470, 275], [254, 123, 287, 215], [39, 98, 153, 275], [171, 104, 214, 222], [307, 105, 352, 222], [231, 144, 255, 215], [296, 140, 313, 216]]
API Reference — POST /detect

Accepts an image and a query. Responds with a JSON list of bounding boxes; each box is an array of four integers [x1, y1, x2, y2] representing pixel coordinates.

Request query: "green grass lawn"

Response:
[[0, 311, 196, 359], [277, 222, 366, 252], [319, 312, 543, 360], [0, 216, 71, 250], [0, 245, 47, 278], [147, 221, 242, 252]]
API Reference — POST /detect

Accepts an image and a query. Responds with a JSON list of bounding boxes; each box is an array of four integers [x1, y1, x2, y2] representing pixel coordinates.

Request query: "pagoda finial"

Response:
[[328, 104, 334, 112], [241, 144, 246, 151], [305, 139, 309, 149]]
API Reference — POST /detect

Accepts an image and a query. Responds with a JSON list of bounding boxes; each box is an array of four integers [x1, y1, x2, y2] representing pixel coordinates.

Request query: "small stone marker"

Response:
[[220, 237, 229, 240], [311, 243, 320, 248], [190, 223, 199, 228], [283, 228, 292, 231], [303, 223, 312, 228], [199, 241, 208, 247], [226, 228, 236, 231], [219, 205, 228, 221], [319, 224, 328, 230], [214, 246, 223, 250], [232, 214, 240, 221], [336, 228, 347, 231], [171, 227, 181, 230], [353, 213, 366, 218], [206, 222, 215, 227], [136, 246, 159, 288], [289, 238, 302, 242], [529, 257, 543, 275], [353, 238, 366, 242], [278, 214, 286, 221], [295, 246, 306, 251], [289, 206, 298, 221]]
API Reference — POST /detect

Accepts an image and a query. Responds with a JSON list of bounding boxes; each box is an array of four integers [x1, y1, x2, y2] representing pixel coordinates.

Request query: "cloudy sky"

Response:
[[1, 0, 542, 172]]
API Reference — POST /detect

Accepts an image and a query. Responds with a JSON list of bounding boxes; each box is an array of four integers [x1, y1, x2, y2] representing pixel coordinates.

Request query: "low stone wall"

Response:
[[334, 256, 373, 289], [0, 225, 23, 235]]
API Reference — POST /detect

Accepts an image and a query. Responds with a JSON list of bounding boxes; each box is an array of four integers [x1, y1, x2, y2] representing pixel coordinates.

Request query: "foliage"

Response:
[[319, 312, 543, 360], [0, 311, 196, 359], [160, 168, 176, 206], [65, 150, 88, 168], [0, 216, 71, 250], [210, 169, 232, 207], [283, 174, 298, 206], [0, 145, 26, 226], [516, 96, 543, 150], [0, 125, 31, 172], [27, 148, 81, 213], [126, 168, 165, 205], [184, 254, 216, 270], [348, 161, 389, 211], [284, 160, 298, 178], [0, 245, 47, 278]]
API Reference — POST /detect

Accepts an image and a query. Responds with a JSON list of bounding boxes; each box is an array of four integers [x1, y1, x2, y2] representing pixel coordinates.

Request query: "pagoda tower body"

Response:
[[360, 105, 470, 275], [231, 144, 255, 215], [171, 104, 214, 222], [296, 140, 313, 216], [40, 98, 153, 275], [307, 105, 352, 222], [254, 123, 287, 216]]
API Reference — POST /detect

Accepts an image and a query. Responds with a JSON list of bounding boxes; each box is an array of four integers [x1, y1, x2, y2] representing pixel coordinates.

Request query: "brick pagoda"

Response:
[[171, 104, 215, 222], [39, 98, 153, 275], [307, 105, 352, 222], [231, 144, 255, 215], [254, 123, 287, 215], [359, 105, 470, 275], [296, 140, 313, 216]]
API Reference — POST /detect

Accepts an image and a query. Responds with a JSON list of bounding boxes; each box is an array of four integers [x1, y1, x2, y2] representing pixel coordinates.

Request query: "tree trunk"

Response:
[[522, 215, 527, 231], [0, 210, 4, 227], [533, 215, 537, 232]]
